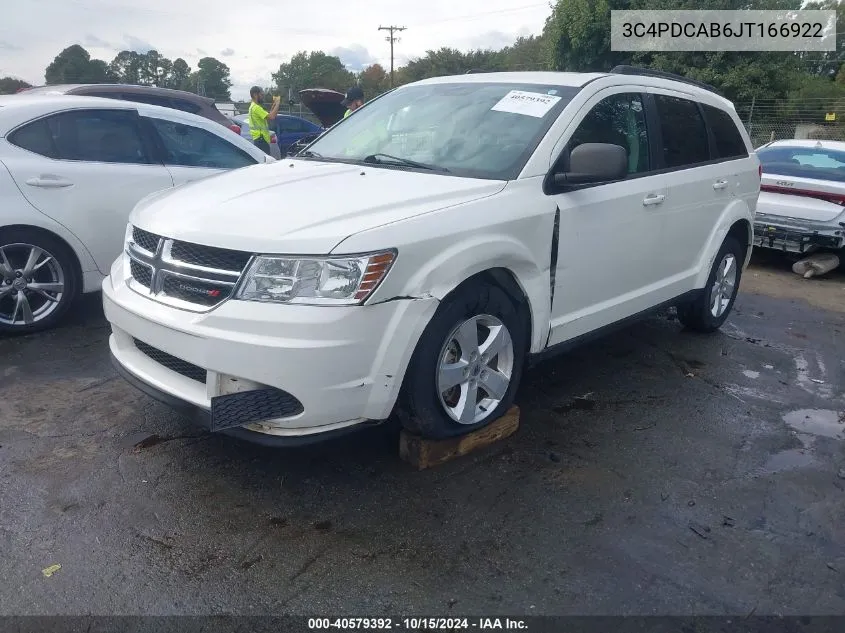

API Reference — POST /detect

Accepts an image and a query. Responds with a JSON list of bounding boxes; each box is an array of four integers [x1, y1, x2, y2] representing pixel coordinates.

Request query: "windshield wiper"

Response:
[[298, 149, 324, 158], [362, 153, 448, 172]]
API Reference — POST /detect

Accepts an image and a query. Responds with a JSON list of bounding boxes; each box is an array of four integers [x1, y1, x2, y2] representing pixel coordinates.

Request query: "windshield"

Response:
[[758, 145, 845, 183], [300, 82, 580, 180]]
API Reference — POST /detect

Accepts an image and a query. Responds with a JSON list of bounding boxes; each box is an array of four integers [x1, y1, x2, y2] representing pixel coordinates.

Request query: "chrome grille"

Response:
[[161, 275, 225, 307], [129, 259, 152, 289], [169, 242, 252, 271], [132, 227, 161, 253], [125, 225, 252, 312]]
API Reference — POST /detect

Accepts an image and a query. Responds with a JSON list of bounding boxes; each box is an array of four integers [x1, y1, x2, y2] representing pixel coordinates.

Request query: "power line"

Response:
[[413, 3, 549, 28], [378, 25, 406, 88]]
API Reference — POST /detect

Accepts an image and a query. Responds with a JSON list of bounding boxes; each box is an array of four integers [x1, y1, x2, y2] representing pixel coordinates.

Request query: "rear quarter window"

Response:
[[8, 118, 58, 158], [703, 105, 748, 160]]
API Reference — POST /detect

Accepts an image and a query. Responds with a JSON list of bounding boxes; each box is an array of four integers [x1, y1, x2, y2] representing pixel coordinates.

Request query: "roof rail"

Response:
[[609, 65, 722, 96]]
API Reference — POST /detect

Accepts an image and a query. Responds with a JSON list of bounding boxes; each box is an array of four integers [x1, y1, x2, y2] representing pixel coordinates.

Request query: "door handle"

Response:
[[713, 179, 729, 190], [25, 176, 73, 189], [643, 194, 665, 206]]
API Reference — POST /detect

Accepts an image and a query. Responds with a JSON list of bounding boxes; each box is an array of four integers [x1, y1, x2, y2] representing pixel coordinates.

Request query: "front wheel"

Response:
[[398, 281, 527, 440], [677, 235, 744, 333]]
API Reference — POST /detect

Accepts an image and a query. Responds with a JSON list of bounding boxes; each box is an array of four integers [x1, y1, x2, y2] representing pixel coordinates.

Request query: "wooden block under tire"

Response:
[[399, 406, 520, 470]]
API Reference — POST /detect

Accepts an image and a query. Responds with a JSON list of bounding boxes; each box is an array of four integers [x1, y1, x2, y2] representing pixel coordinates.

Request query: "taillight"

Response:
[[229, 124, 241, 135], [760, 184, 845, 206]]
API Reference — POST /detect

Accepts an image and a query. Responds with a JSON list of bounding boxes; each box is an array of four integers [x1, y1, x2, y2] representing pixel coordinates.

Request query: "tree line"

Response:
[[3, 0, 845, 120], [0, 45, 235, 100]]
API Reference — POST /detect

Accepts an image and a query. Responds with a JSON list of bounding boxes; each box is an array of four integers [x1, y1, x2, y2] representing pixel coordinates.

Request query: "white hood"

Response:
[[130, 159, 506, 254]]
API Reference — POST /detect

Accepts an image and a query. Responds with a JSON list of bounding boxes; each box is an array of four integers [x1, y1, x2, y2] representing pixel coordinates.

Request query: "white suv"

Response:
[[103, 67, 760, 445]]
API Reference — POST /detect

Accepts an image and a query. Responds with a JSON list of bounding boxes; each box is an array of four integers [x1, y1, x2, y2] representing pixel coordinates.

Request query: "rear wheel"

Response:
[[677, 235, 744, 333], [398, 281, 527, 439], [0, 228, 80, 334]]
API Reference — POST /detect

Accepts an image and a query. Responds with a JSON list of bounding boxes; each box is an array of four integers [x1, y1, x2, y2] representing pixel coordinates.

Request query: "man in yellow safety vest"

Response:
[[248, 86, 280, 154]]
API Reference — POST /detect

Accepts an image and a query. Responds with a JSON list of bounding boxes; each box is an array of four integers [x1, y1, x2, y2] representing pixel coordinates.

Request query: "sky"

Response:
[[0, 0, 552, 100]]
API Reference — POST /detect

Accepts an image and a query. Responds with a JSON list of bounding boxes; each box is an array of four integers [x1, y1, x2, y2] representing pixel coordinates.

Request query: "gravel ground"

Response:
[[1, 253, 843, 616]]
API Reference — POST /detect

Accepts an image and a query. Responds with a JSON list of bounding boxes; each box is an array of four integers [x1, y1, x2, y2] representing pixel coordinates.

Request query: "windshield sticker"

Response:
[[491, 90, 562, 118]]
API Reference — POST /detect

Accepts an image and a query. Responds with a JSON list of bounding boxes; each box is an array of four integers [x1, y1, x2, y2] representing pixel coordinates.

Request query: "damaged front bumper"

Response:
[[103, 256, 440, 445], [753, 212, 845, 254]]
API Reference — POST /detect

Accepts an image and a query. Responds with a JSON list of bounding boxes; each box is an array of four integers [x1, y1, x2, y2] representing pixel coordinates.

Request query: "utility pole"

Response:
[[378, 25, 406, 88]]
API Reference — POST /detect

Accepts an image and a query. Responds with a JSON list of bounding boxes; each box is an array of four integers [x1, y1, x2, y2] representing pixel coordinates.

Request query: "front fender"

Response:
[[335, 182, 557, 354], [397, 233, 551, 353]]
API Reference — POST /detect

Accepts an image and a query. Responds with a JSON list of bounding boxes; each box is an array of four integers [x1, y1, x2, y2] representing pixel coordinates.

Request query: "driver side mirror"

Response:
[[553, 143, 628, 188]]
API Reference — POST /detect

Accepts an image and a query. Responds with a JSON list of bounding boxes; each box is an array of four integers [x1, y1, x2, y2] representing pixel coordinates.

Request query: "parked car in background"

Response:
[[104, 67, 759, 448], [230, 114, 281, 159], [755, 139, 845, 253], [17, 84, 241, 135], [273, 115, 322, 156], [0, 95, 273, 333]]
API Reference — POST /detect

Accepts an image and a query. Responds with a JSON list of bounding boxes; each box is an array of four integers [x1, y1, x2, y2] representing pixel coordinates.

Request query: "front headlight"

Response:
[[235, 250, 396, 305]]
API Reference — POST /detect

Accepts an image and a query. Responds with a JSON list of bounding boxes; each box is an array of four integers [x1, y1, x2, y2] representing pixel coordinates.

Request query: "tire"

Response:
[[0, 227, 80, 334], [677, 235, 744, 333], [398, 280, 528, 440]]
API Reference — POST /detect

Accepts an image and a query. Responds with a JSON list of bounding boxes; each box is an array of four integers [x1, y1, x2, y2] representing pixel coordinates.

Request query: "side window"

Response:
[[119, 93, 176, 109], [8, 118, 58, 158], [568, 93, 650, 174], [277, 118, 302, 133], [654, 95, 710, 168], [702, 104, 748, 160], [47, 110, 152, 164], [147, 117, 257, 169]]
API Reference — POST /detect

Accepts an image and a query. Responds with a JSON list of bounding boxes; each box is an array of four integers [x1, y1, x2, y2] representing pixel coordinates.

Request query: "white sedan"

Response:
[[755, 139, 845, 253], [0, 95, 274, 333]]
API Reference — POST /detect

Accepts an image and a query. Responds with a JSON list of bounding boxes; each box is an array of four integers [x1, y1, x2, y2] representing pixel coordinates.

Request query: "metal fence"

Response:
[[735, 100, 845, 147], [741, 120, 845, 147]]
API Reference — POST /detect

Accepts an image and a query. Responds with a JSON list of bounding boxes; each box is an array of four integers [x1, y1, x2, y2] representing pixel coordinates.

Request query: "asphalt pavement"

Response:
[[1, 256, 844, 616]]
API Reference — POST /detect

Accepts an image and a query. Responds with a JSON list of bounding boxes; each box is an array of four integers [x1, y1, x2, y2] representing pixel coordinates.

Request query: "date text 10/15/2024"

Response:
[[307, 617, 529, 630]]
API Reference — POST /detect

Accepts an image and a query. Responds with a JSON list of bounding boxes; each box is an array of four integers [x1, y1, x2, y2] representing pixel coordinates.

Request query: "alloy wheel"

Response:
[[0, 243, 66, 327], [436, 314, 515, 425], [709, 252, 737, 318]]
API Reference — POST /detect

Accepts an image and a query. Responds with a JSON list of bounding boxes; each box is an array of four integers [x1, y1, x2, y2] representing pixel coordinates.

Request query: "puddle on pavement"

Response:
[[783, 409, 845, 440], [743, 370, 761, 379], [756, 410, 843, 476], [759, 448, 818, 474]]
